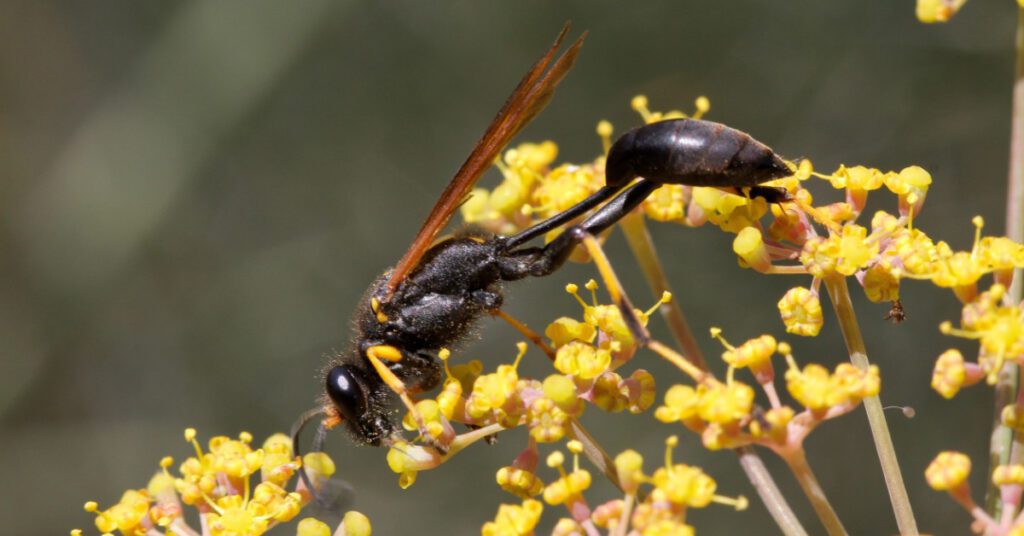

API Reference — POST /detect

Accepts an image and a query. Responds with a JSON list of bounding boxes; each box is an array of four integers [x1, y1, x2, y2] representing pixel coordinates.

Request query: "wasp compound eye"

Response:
[[326, 365, 370, 423]]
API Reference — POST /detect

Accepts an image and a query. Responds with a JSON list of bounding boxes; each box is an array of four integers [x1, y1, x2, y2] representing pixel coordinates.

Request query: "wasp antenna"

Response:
[[291, 406, 331, 507]]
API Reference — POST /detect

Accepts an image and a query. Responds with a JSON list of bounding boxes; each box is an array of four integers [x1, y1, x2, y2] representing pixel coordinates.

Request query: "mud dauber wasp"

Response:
[[292, 23, 791, 486]]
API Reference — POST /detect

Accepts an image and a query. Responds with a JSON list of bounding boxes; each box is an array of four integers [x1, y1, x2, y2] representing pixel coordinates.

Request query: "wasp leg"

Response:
[[365, 344, 449, 455], [503, 184, 620, 250], [499, 179, 658, 279], [491, 309, 555, 360]]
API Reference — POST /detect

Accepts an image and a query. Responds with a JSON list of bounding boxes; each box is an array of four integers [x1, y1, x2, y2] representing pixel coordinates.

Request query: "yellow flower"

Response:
[[916, 0, 968, 24], [531, 163, 602, 220], [543, 448, 592, 505], [82, 428, 344, 536], [590, 500, 625, 529], [836, 225, 878, 276], [651, 463, 717, 508], [481, 499, 543, 536], [385, 440, 442, 488], [785, 363, 837, 411], [527, 397, 570, 443], [733, 227, 772, 273], [1003, 403, 1024, 432], [691, 187, 768, 233], [401, 399, 452, 444], [993, 464, 1024, 486], [552, 518, 584, 536], [641, 520, 696, 536], [925, 451, 971, 491], [885, 166, 932, 217], [942, 284, 1024, 383], [542, 374, 580, 413], [697, 381, 755, 425], [643, 184, 689, 222], [931, 349, 967, 399], [721, 334, 777, 372], [862, 261, 901, 303], [466, 344, 527, 421], [649, 436, 747, 511], [590, 371, 630, 412], [545, 317, 596, 348], [749, 406, 795, 444], [297, 517, 333, 536], [614, 449, 646, 494], [496, 466, 545, 498], [654, 384, 700, 424], [340, 511, 372, 536], [554, 341, 612, 379], [778, 286, 823, 336], [88, 490, 151, 535]]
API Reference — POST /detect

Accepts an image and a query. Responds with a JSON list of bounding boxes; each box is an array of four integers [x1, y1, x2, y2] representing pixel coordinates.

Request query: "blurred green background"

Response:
[[1, 1, 1017, 534]]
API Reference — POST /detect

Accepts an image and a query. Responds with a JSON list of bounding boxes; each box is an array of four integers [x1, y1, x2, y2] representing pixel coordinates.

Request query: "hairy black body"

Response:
[[322, 118, 791, 446]]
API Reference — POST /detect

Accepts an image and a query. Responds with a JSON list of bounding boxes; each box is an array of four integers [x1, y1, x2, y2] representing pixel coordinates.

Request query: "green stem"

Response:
[[619, 213, 807, 536], [781, 448, 848, 536], [736, 446, 810, 536], [620, 213, 707, 370], [569, 418, 626, 496], [988, 5, 1024, 521], [823, 276, 919, 535]]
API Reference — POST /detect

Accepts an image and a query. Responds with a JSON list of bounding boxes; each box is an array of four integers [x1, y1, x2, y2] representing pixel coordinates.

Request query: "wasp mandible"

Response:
[[294, 24, 790, 460]]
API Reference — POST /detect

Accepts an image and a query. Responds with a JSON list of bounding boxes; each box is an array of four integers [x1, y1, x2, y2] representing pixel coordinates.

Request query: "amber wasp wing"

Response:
[[383, 23, 586, 299]]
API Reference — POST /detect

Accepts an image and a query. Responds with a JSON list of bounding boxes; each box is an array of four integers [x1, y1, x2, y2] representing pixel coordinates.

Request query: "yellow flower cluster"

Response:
[[924, 450, 1024, 533], [386, 279, 662, 488], [656, 334, 879, 452], [482, 437, 743, 536], [935, 283, 1024, 392], [75, 428, 370, 536], [461, 95, 726, 247]]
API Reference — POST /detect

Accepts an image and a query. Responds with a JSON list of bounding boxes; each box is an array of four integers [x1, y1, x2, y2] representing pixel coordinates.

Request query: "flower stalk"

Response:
[[989, 4, 1024, 522], [620, 212, 808, 536], [824, 276, 919, 535], [780, 448, 848, 536]]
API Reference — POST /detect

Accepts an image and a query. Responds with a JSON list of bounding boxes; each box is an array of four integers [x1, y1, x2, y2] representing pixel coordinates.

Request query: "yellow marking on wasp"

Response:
[[366, 345, 429, 438], [368, 344, 403, 362], [370, 297, 389, 323]]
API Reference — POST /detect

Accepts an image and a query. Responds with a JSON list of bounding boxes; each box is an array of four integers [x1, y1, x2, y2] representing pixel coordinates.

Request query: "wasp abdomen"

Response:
[[605, 118, 790, 189]]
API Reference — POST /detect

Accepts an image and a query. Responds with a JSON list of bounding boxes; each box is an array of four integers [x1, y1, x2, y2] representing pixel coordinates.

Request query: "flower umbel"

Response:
[[77, 428, 369, 536]]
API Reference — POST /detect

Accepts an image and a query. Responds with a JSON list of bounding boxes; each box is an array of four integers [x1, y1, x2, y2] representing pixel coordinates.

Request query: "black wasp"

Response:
[[294, 25, 790, 460]]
